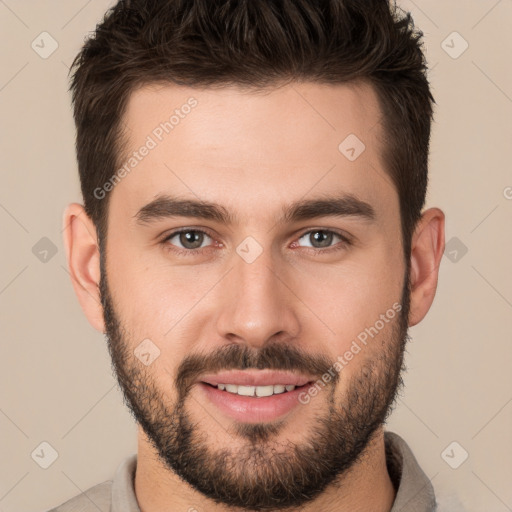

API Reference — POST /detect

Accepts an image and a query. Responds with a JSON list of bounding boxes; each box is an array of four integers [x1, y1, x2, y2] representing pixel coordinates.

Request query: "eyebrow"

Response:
[[134, 193, 376, 226]]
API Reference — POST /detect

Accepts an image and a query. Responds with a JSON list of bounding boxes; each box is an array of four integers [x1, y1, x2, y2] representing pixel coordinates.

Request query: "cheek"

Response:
[[105, 248, 218, 365], [313, 248, 402, 304], [297, 245, 404, 354]]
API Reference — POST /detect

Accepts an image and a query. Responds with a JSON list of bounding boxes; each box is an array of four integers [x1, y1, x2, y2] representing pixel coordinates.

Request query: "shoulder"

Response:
[[434, 485, 469, 511], [45, 480, 112, 512]]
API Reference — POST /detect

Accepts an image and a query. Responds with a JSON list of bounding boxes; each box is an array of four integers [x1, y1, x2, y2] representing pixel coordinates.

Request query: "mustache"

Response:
[[174, 341, 338, 399]]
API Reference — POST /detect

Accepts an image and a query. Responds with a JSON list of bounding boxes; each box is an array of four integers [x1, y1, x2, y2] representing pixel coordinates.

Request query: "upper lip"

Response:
[[199, 370, 314, 387]]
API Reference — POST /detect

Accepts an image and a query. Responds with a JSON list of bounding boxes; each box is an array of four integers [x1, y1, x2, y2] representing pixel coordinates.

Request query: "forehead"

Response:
[[112, 80, 396, 223]]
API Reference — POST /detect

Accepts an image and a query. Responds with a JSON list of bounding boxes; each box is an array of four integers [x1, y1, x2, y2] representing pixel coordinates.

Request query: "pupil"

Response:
[[181, 231, 202, 249], [312, 231, 331, 248]]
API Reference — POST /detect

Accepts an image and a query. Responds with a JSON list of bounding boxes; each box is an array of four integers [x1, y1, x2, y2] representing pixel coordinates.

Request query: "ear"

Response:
[[62, 203, 105, 333], [408, 207, 445, 327]]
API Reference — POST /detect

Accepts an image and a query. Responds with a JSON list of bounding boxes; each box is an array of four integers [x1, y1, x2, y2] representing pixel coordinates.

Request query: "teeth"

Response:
[[237, 385, 256, 396], [256, 385, 274, 397], [216, 384, 297, 397]]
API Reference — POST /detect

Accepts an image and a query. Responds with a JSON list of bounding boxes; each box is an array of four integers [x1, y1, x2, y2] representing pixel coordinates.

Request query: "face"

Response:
[[99, 81, 410, 510]]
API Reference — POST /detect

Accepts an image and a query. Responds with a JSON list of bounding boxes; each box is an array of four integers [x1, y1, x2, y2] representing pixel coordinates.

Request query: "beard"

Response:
[[99, 254, 411, 511]]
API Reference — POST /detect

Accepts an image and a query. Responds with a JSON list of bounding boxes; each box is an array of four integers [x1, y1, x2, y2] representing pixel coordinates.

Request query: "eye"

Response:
[[295, 229, 351, 252], [162, 229, 214, 253], [161, 227, 351, 257]]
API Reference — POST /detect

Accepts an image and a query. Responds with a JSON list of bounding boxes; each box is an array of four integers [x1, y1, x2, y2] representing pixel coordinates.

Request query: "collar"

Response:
[[386, 431, 437, 511]]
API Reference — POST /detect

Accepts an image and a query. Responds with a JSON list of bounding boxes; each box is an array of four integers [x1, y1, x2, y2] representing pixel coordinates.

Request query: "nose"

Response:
[[215, 244, 301, 349]]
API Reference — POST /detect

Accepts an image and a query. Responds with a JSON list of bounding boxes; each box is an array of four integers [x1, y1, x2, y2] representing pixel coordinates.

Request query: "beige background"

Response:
[[1, 1, 511, 511]]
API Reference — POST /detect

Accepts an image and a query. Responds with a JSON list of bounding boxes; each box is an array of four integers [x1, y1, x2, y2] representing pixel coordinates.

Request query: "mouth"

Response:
[[196, 370, 315, 423], [201, 381, 312, 397]]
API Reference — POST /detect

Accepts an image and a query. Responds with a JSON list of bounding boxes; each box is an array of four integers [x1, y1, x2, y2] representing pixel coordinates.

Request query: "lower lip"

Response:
[[197, 382, 311, 423]]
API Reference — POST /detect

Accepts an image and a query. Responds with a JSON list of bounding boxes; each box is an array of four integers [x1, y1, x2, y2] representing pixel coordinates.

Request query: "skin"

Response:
[[63, 80, 445, 512]]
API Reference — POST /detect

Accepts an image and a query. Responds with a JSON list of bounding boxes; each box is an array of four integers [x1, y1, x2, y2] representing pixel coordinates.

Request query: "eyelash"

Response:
[[160, 228, 352, 257]]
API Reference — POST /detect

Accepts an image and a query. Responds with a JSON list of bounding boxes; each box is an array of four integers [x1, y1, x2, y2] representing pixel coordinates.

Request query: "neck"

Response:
[[134, 426, 396, 512]]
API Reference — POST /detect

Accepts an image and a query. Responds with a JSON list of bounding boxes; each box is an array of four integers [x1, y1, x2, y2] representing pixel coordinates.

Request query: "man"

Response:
[[52, 0, 446, 510]]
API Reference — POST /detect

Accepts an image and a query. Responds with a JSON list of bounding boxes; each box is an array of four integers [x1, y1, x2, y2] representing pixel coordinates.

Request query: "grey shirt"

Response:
[[47, 431, 437, 511]]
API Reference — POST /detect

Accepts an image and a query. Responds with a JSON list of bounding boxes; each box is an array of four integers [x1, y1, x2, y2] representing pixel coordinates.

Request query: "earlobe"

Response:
[[408, 207, 446, 327], [62, 203, 105, 333]]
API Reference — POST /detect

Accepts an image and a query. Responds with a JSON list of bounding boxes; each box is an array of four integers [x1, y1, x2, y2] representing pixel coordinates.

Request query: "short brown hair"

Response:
[[69, 0, 434, 259]]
